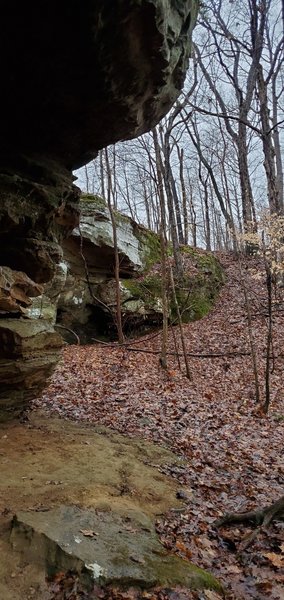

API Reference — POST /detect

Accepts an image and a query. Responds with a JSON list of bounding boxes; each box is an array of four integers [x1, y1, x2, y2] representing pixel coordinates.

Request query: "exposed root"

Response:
[[214, 495, 284, 550], [215, 495, 284, 528]]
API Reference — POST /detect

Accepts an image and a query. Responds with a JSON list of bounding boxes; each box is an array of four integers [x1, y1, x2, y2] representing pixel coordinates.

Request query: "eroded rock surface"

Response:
[[11, 506, 221, 593], [1, 1, 197, 169], [0, 159, 80, 419], [55, 195, 224, 343], [0, 320, 62, 420], [0, 0, 198, 418], [57, 195, 162, 341], [0, 413, 221, 597], [0, 267, 43, 314]]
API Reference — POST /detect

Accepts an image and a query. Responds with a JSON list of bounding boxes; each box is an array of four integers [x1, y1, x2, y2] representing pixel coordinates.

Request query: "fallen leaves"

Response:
[[263, 552, 284, 568], [36, 255, 284, 600]]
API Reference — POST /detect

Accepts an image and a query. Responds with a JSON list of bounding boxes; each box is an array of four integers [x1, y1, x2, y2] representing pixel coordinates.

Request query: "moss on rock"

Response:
[[120, 247, 224, 325], [60, 193, 224, 338], [135, 227, 161, 271], [80, 193, 108, 211]]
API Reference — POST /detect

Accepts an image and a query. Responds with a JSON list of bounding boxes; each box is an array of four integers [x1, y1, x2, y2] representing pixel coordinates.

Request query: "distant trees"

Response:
[[74, 0, 284, 547], [77, 0, 283, 254]]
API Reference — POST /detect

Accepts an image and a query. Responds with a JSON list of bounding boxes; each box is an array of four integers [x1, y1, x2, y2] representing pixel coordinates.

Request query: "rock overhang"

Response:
[[0, 0, 198, 417], [0, 0, 197, 169]]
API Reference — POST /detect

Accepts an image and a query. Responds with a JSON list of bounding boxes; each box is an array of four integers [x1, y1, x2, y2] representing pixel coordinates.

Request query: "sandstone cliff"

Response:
[[0, 0, 198, 419], [55, 195, 224, 343]]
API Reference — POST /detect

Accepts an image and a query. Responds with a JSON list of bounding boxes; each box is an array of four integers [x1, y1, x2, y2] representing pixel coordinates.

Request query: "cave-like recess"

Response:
[[0, 0, 197, 419]]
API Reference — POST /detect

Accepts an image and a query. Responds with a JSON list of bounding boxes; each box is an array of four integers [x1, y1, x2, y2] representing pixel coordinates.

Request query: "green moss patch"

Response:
[[80, 193, 107, 210], [135, 227, 161, 271], [121, 247, 224, 324]]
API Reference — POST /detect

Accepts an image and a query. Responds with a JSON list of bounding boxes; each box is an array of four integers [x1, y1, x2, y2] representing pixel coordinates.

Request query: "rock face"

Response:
[[55, 195, 224, 343], [0, 160, 80, 420], [11, 506, 222, 593], [57, 195, 162, 341], [0, 1, 198, 418], [1, 1, 197, 169], [0, 321, 62, 420]]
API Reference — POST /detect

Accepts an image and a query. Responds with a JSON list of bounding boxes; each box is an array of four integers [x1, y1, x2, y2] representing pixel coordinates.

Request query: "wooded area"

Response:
[[80, 0, 283, 251], [60, 1, 284, 597], [1, 1, 282, 598]]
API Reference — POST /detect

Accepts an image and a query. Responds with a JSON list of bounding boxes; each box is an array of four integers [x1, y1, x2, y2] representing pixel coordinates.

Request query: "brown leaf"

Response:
[[79, 529, 99, 538], [226, 564, 242, 574], [263, 552, 284, 568]]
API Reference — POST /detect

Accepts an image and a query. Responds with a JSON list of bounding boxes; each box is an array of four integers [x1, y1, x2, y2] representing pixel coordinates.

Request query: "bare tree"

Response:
[[104, 147, 125, 344]]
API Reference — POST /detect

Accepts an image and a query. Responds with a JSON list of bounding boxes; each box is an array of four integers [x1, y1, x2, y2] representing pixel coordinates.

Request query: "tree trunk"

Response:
[[99, 150, 105, 199], [271, 75, 284, 213], [154, 127, 183, 278], [178, 147, 189, 245], [169, 167, 185, 245], [184, 117, 236, 238], [237, 120, 256, 231], [169, 267, 192, 380], [199, 165, 211, 251], [257, 65, 281, 215], [264, 264, 272, 413], [105, 147, 125, 344], [237, 253, 260, 404], [152, 127, 169, 369]]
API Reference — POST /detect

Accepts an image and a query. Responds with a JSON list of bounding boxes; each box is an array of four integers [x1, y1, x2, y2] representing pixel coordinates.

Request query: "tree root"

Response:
[[214, 495, 284, 550], [215, 495, 284, 528]]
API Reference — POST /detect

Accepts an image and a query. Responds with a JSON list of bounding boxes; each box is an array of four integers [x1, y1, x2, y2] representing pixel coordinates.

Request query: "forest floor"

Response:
[[33, 253, 284, 599]]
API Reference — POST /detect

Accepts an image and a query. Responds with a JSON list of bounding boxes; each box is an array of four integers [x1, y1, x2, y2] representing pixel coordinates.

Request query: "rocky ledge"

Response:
[[0, 0, 198, 419], [2, 414, 222, 597], [56, 195, 224, 343]]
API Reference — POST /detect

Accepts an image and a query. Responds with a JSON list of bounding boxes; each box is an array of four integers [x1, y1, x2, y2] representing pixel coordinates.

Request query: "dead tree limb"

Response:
[[215, 495, 284, 550], [124, 347, 250, 358], [55, 324, 80, 345]]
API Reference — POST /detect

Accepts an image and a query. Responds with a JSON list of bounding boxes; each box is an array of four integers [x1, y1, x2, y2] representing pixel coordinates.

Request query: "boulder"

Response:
[[55, 196, 224, 343], [0, 414, 222, 596], [56, 195, 163, 341], [11, 505, 222, 593]]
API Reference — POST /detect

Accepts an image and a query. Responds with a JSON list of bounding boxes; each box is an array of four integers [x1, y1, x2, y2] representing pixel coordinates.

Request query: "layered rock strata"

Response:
[[0, 160, 80, 419], [57, 195, 162, 341], [0, 0, 197, 418], [55, 195, 224, 343]]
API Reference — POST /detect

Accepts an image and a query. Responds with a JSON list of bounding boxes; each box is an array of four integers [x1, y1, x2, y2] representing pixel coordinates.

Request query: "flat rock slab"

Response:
[[11, 505, 221, 593], [0, 414, 222, 597]]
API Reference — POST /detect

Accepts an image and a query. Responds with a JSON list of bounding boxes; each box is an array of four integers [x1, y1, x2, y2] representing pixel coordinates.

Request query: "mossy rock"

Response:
[[11, 506, 223, 595], [79, 194, 161, 273], [135, 226, 161, 271], [120, 247, 224, 324], [66, 193, 225, 335], [80, 193, 108, 211]]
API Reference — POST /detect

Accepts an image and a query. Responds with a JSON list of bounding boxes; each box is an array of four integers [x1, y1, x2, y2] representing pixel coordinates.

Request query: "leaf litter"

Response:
[[33, 254, 284, 599]]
